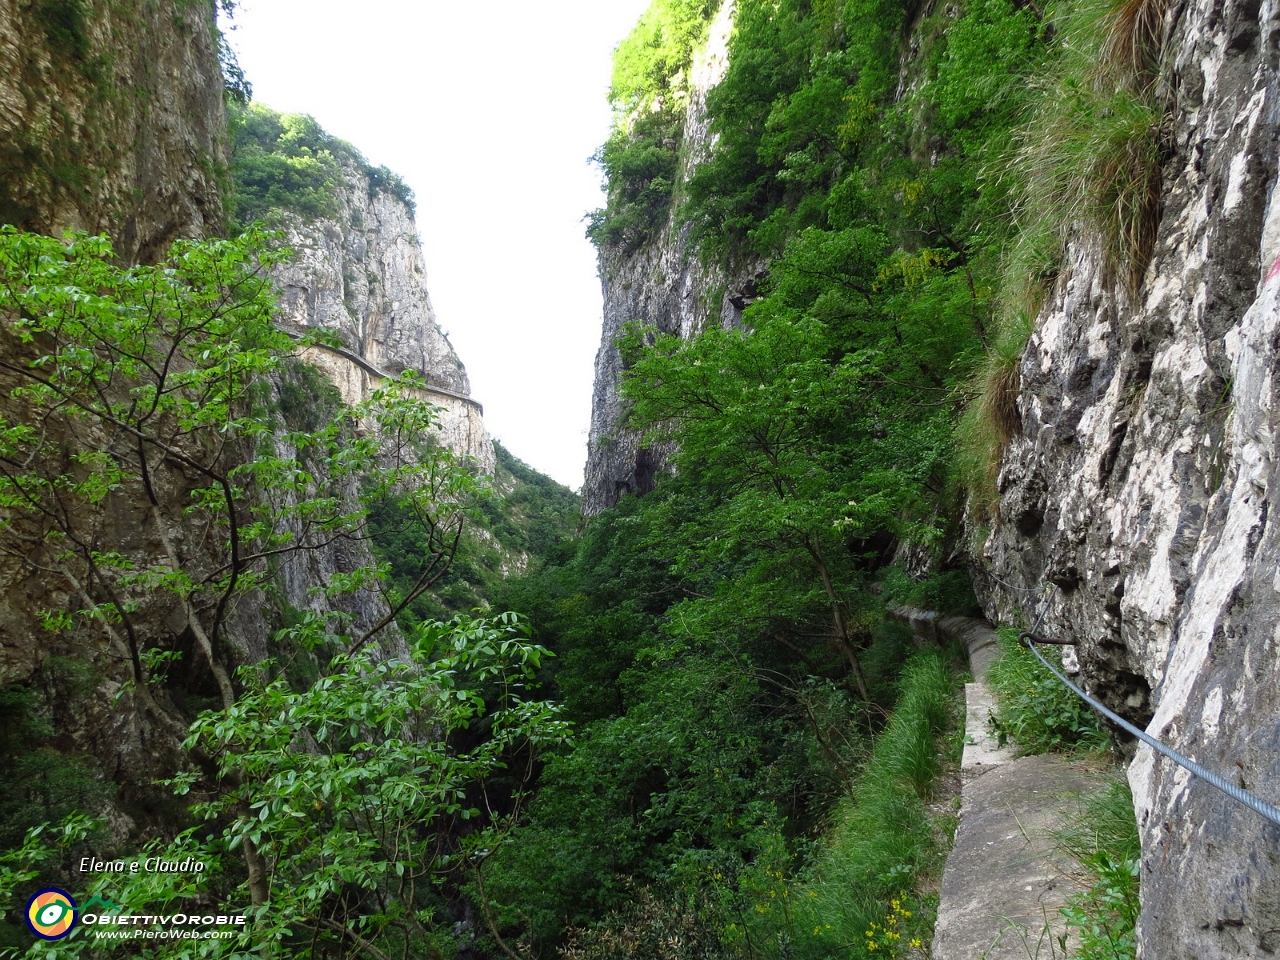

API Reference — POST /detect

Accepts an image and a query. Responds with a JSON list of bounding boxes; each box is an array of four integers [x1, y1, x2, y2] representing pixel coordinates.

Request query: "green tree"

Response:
[[0, 228, 561, 957], [2, 614, 568, 959], [621, 304, 955, 701]]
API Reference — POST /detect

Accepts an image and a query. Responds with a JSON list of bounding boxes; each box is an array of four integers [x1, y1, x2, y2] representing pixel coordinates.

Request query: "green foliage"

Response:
[[559, 884, 729, 960], [6, 615, 568, 959], [230, 104, 416, 228], [610, 0, 722, 114], [0, 682, 109, 951], [769, 654, 955, 960], [0, 683, 111, 852], [553, 653, 957, 960], [485, 442, 581, 564], [368, 441, 579, 625], [682, 0, 914, 258], [1059, 780, 1141, 960], [231, 105, 348, 224], [619, 267, 967, 700], [1006, 0, 1167, 296], [588, 112, 684, 250], [0, 225, 559, 956], [987, 628, 1108, 753], [588, 0, 721, 250], [0, 228, 474, 696], [0, 227, 303, 690], [482, 468, 958, 951], [881, 566, 982, 617], [481, 647, 815, 945]]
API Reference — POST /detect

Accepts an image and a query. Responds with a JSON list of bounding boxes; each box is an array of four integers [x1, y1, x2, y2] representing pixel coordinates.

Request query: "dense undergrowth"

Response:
[[987, 627, 1108, 754], [560, 0, 1166, 955]]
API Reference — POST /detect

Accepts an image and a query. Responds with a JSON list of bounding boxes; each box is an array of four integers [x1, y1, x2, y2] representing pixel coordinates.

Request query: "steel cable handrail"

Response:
[[1018, 628, 1280, 828]]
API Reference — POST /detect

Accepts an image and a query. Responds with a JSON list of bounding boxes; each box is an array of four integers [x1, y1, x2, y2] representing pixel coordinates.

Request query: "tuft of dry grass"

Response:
[[1102, 0, 1172, 80]]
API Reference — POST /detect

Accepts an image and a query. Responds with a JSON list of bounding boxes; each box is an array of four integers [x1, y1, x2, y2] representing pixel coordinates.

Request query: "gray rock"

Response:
[[583, 1, 762, 514], [270, 158, 494, 473], [976, 1, 1280, 955]]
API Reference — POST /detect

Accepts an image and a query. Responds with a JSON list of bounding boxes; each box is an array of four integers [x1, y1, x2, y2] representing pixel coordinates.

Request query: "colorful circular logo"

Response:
[[26, 888, 77, 940]]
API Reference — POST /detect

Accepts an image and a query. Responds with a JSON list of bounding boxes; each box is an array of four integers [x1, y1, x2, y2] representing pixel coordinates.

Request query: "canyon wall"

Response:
[[0, 0, 226, 261], [582, 0, 756, 515], [269, 155, 494, 473], [0, 2, 492, 836], [977, 1, 1280, 956]]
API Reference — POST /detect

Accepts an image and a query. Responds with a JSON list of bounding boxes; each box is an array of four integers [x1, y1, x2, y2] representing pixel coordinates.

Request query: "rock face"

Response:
[[270, 158, 494, 473], [0, 2, 471, 836], [977, 1, 1280, 956], [0, 0, 230, 732], [583, 0, 758, 515], [0, 0, 226, 261]]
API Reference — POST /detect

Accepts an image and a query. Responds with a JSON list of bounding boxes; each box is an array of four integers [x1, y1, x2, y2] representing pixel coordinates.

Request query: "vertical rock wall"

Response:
[[271, 158, 495, 473], [0, 0, 227, 260], [978, 1, 1280, 956], [583, 1, 760, 514]]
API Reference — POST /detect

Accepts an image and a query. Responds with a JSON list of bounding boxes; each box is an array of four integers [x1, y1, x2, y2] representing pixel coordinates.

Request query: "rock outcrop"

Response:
[[583, 0, 758, 515], [0, 0, 227, 261], [977, 2, 1280, 956], [269, 156, 494, 473]]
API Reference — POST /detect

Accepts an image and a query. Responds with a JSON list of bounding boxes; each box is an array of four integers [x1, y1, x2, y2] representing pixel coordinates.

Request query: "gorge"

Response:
[[2, 1, 1279, 958]]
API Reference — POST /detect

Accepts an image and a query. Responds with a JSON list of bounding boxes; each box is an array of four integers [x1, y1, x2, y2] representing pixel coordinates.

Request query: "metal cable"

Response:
[[1019, 631, 1280, 828], [982, 569, 1042, 595]]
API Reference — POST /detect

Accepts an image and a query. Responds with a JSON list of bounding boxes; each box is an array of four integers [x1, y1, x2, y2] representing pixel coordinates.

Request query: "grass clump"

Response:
[[1007, 0, 1168, 296], [987, 627, 1107, 754], [1059, 780, 1141, 960], [778, 653, 957, 958], [955, 312, 1035, 513]]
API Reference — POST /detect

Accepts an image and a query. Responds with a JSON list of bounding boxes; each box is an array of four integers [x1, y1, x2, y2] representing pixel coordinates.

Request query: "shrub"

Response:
[[987, 628, 1107, 753], [559, 885, 729, 960]]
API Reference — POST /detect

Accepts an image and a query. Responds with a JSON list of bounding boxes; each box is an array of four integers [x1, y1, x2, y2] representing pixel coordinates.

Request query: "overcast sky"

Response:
[[227, 1, 652, 490]]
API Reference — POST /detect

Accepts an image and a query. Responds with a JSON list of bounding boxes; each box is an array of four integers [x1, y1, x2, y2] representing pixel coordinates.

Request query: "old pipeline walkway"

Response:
[[889, 608, 1109, 960]]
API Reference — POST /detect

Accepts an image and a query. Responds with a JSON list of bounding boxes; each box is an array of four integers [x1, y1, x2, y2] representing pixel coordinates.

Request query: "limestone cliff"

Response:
[[583, 0, 757, 515], [977, 1, 1280, 956], [0, 0, 238, 801], [0, 0, 227, 261], [266, 150, 494, 473]]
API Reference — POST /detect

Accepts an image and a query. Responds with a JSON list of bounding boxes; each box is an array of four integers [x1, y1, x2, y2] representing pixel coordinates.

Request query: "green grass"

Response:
[[987, 627, 1107, 754], [570, 653, 961, 959], [1058, 779, 1141, 960], [778, 653, 958, 959], [1006, 0, 1166, 295]]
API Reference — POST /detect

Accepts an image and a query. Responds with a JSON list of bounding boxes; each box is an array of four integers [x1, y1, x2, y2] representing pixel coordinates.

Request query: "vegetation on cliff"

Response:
[[587, 0, 723, 250], [0, 0, 1166, 955], [230, 103, 416, 228], [494, 0, 1153, 956], [0, 229, 569, 956]]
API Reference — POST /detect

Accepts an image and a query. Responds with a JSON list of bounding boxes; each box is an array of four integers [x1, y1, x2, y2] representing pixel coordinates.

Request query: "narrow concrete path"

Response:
[[890, 608, 1108, 960]]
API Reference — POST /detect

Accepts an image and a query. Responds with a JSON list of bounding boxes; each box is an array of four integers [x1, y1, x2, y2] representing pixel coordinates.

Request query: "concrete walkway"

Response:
[[890, 608, 1108, 960]]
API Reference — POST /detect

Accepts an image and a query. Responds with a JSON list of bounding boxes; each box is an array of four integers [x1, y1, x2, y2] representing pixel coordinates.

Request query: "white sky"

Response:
[[226, 1, 651, 490]]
